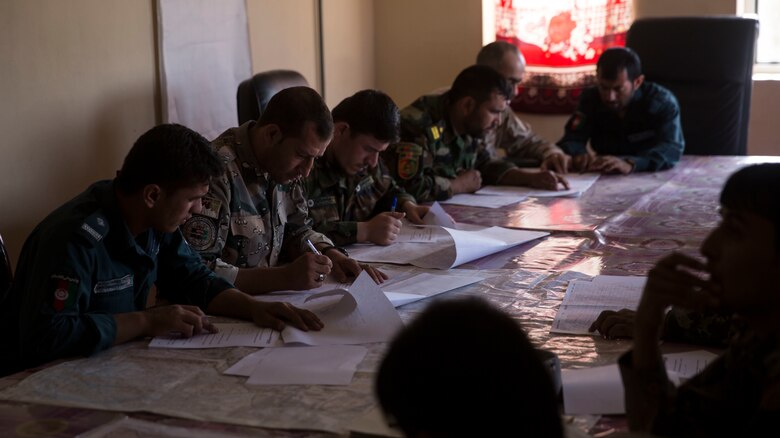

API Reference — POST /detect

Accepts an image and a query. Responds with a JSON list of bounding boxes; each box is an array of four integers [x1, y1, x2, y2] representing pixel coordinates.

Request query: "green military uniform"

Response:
[[486, 107, 564, 166], [663, 307, 736, 347], [181, 121, 333, 283], [383, 93, 560, 202], [302, 152, 416, 246], [0, 180, 233, 375]]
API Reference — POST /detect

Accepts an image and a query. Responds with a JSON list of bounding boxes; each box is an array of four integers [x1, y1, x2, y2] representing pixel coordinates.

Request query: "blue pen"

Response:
[[390, 196, 398, 213], [306, 239, 322, 255]]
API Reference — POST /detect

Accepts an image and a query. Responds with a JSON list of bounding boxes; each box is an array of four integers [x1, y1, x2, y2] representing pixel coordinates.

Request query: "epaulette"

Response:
[[76, 212, 109, 245]]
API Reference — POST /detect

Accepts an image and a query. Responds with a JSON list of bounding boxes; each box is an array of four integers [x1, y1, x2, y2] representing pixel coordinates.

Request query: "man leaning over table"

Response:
[[303, 89, 429, 247], [382, 65, 569, 203], [558, 47, 684, 174], [475, 41, 571, 174], [0, 124, 322, 377], [180, 87, 384, 295]]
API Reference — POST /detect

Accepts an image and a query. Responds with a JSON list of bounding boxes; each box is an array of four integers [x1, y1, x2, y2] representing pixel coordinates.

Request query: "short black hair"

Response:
[[721, 163, 780, 250], [448, 65, 513, 105], [476, 40, 520, 70], [331, 90, 400, 143], [375, 297, 564, 438], [115, 123, 223, 194], [597, 47, 643, 81], [258, 86, 334, 141]]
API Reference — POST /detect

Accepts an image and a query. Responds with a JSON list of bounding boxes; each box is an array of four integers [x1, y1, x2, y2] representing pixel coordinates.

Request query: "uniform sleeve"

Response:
[[155, 229, 234, 308], [661, 307, 733, 347], [618, 350, 678, 433], [619, 95, 684, 172], [557, 91, 596, 156], [282, 183, 333, 260], [475, 147, 515, 186], [17, 235, 115, 366], [383, 140, 452, 202], [180, 165, 240, 282], [499, 110, 564, 161], [181, 168, 231, 265]]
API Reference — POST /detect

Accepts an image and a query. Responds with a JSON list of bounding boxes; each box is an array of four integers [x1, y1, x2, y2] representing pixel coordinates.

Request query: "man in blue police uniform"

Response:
[[558, 47, 684, 174], [0, 124, 322, 377]]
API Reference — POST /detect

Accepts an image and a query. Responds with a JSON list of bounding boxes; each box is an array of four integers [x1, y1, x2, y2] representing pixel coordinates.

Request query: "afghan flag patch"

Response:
[[51, 275, 79, 312]]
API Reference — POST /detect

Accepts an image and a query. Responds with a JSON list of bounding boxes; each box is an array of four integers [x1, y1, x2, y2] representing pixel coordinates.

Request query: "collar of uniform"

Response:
[[99, 180, 154, 259], [315, 151, 347, 189], [416, 93, 467, 147], [233, 120, 266, 178], [627, 81, 648, 109]]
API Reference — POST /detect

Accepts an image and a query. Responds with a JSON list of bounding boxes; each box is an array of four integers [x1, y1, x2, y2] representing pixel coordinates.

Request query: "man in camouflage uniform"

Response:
[[181, 87, 382, 294], [383, 65, 569, 203], [303, 90, 429, 246], [475, 41, 571, 174]]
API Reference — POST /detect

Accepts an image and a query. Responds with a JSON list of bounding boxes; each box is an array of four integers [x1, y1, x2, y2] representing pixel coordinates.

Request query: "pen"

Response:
[[390, 196, 398, 213], [306, 239, 322, 255]]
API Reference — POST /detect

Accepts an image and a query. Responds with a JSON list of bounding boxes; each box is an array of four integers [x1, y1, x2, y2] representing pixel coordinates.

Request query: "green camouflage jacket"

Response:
[[302, 152, 415, 246], [181, 121, 333, 282]]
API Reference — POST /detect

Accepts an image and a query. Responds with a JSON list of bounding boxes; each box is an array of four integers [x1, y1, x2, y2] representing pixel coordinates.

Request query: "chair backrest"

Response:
[[0, 233, 12, 301], [626, 17, 758, 155], [236, 69, 309, 125]]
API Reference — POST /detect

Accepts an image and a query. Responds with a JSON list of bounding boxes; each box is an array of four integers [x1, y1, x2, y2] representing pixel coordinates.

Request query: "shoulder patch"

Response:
[[51, 275, 79, 312], [77, 212, 109, 244], [182, 216, 217, 251], [395, 143, 423, 180], [568, 111, 586, 131]]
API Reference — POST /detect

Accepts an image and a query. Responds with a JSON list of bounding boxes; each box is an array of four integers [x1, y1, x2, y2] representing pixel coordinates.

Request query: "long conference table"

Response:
[[1, 155, 778, 437]]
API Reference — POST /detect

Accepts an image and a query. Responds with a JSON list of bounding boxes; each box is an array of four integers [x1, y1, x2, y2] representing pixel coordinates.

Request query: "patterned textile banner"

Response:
[[495, 0, 633, 114]]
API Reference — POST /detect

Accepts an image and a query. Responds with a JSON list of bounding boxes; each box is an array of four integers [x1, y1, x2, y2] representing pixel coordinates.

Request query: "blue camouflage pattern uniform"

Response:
[[382, 93, 493, 202], [557, 81, 685, 172], [0, 180, 233, 375], [620, 326, 780, 435], [181, 121, 333, 282], [302, 152, 416, 246]]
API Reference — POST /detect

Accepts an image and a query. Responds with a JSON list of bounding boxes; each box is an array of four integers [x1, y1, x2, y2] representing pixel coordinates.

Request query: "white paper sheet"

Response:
[[440, 193, 523, 208], [551, 275, 647, 334], [281, 271, 403, 346], [422, 201, 457, 228], [561, 350, 716, 415], [381, 272, 487, 307], [148, 323, 281, 349], [244, 345, 368, 385], [157, 0, 251, 139], [477, 173, 600, 198], [348, 226, 548, 270]]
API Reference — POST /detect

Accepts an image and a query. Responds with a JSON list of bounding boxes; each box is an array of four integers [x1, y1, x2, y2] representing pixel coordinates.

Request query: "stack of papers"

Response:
[[551, 275, 647, 335], [440, 173, 600, 208], [348, 225, 548, 270], [149, 272, 403, 385]]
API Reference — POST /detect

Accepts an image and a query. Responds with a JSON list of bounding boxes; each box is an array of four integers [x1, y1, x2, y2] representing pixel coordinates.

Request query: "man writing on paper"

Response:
[[558, 47, 684, 174], [0, 124, 322, 377], [475, 41, 571, 174], [303, 90, 429, 246], [181, 87, 384, 294], [382, 65, 569, 202]]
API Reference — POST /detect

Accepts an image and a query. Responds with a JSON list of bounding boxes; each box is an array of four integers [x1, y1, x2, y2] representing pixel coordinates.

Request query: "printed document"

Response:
[[551, 275, 647, 335]]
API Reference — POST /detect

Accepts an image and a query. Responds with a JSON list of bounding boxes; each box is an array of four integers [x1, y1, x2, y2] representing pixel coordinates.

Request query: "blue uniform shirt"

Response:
[[557, 81, 685, 172], [0, 180, 233, 374]]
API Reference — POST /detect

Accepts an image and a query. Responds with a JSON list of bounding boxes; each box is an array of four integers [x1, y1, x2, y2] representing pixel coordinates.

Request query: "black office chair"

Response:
[[236, 69, 309, 125], [0, 233, 12, 302], [626, 17, 758, 155]]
